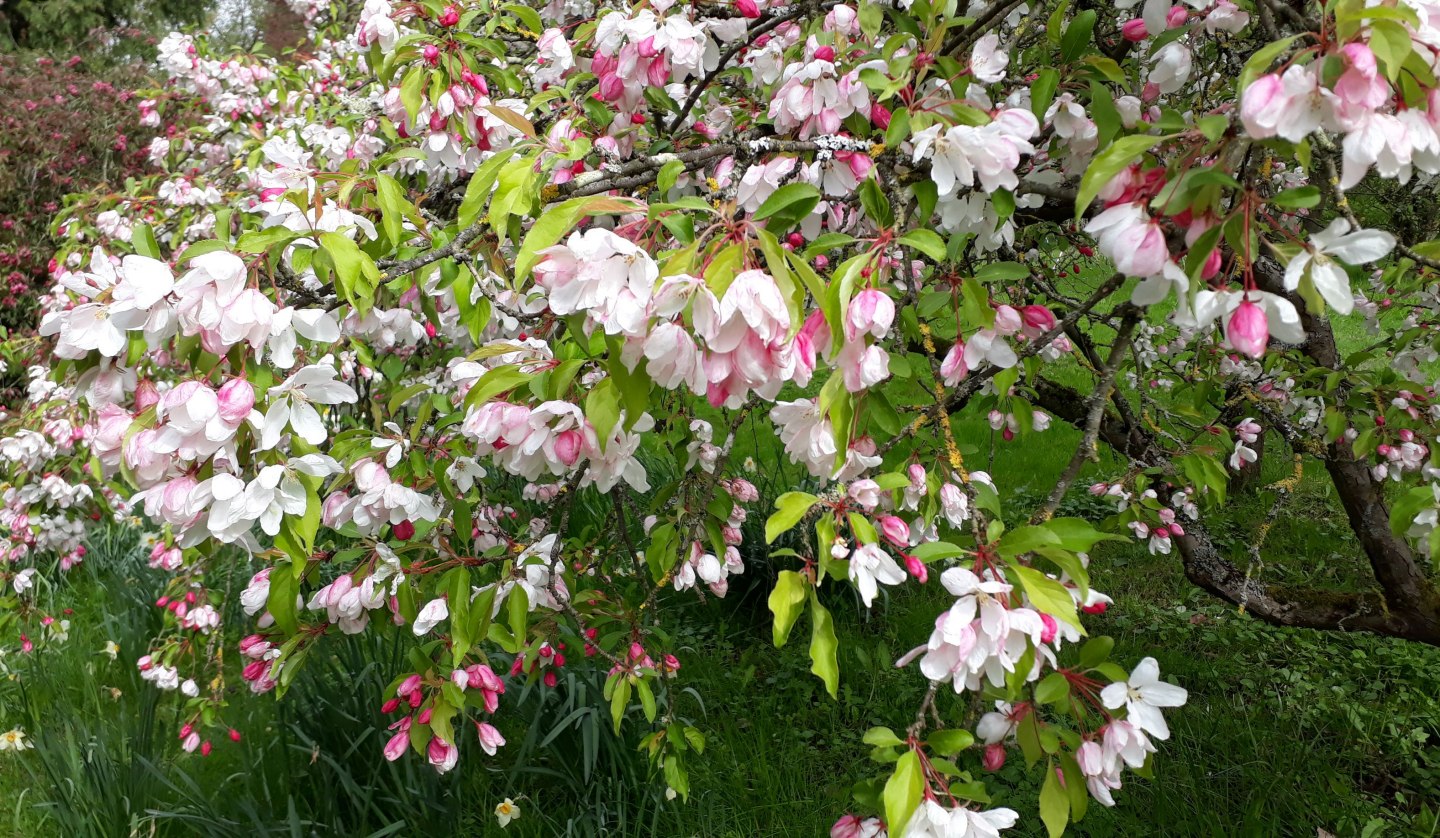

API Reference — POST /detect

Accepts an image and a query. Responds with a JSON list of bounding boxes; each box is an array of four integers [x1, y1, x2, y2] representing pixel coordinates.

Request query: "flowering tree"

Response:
[[5, 0, 1440, 832]]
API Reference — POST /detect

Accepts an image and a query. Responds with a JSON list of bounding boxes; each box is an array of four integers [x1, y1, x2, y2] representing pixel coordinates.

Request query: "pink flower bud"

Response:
[[904, 554, 928, 584], [543, 670, 558, 688], [597, 72, 624, 101], [983, 743, 1007, 771], [476, 721, 506, 755], [1226, 297, 1269, 359], [135, 378, 160, 412], [1039, 613, 1058, 644], [1201, 248, 1222, 279], [397, 674, 422, 697], [423, 44, 440, 65], [384, 730, 409, 761], [418, 707, 433, 724], [1121, 18, 1149, 40], [1166, 5, 1188, 27], [555, 429, 584, 466], [879, 515, 910, 547], [215, 378, 254, 424], [1020, 305, 1057, 334], [461, 70, 488, 93], [814, 45, 836, 62], [393, 519, 416, 541], [381, 698, 401, 713], [438, 4, 460, 26], [736, 0, 761, 18], [1083, 601, 1109, 615], [871, 103, 892, 130], [845, 288, 895, 340]]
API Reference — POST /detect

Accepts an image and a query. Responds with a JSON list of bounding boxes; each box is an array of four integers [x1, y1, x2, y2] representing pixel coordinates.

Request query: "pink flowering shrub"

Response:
[[7, 0, 1440, 835], [0, 52, 158, 338]]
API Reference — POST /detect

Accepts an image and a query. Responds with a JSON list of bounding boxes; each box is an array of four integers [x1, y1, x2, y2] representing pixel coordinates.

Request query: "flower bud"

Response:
[[879, 515, 910, 547], [135, 378, 160, 412], [1225, 298, 1268, 359], [983, 743, 1007, 771]]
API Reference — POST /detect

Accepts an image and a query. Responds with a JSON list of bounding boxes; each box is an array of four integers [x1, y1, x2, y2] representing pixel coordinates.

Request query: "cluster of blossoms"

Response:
[[10, 0, 1440, 833]]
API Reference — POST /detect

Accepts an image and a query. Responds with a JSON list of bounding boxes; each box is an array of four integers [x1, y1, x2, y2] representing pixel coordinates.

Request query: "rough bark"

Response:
[[1031, 374, 1440, 645]]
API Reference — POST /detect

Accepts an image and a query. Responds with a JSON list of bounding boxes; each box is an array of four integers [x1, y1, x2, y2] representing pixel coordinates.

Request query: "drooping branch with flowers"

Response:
[[4, 0, 1440, 833]]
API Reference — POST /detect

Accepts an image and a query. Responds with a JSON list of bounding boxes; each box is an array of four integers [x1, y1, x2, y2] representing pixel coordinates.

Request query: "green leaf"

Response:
[[1060, 10, 1096, 63], [1047, 0, 1069, 45], [1031, 68, 1059, 122], [899, 229, 947, 262], [1196, 114, 1229, 143], [911, 541, 965, 563], [400, 65, 425, 121], [320, 232, 380, 315], [1014, 565, 1083, 633], [131, 222, 161, 259], [1044, 518, 1126, 552], [585, 378, 622, 448], [974, 261, 1029, 283], [998, 525, 1063, 558], [463, 364, 532, 409], [656, 158, 685, 194], [926, 729, 974, 756], [1077, 636, 1114, 670], [864, 726, 905, 747], [1040, 759, 1070, 837], [458, 148, 517, 229], [1238, 35, 1299, 95], [514, 195, 641, 282], [766, 491, 820, 544], [1272, 185, 1321, 209], [809, 590, 839, 699], [1370, 19, 1413, 82], [637, 679, 657, 722], [753, 182, 822, 230], [375, 173, 409, 245], [858, 177, 894, 228], [768, 570, 809, 647], [507, 583, 529, 646], [884, 751, 924, 838], [236, 226, 303, 254], [885, 106, 911, 149], [266, 567, 299, 635], [1390, 485, 1435, 536], [1077, 134, 1163, 218], [1035, 671, 1071, 705], [610, 677, 631, 734]]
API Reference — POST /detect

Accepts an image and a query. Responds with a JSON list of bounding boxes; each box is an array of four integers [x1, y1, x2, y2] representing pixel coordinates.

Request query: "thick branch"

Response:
[[1032, 376, 1440, 644]]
